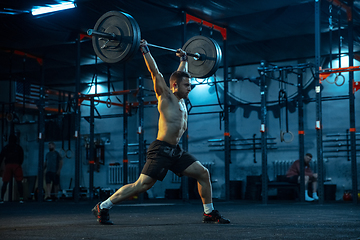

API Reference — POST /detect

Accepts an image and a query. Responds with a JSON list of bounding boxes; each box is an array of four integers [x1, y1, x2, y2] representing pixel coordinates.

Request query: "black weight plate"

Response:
[[183, 35, 222, 78], [126, 13, 141, 62], [92, 11, 141, 63]]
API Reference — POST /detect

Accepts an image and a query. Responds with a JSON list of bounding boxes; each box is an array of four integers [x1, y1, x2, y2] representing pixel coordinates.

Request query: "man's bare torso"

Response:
[[156, 92, 187, 145]]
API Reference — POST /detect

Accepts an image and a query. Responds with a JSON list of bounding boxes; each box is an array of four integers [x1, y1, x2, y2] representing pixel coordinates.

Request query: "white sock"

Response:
[[203, 203, 214, 214], [100, 198, 114, 209]]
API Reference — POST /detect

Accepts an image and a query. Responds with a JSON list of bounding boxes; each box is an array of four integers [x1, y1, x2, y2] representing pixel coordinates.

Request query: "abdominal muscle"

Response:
[[156, 96, 187, 145]]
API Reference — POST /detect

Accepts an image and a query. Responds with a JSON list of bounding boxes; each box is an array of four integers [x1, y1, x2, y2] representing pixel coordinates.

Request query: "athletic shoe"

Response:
[[305, 195, 314, 202], [312, 192, 319, 200], [202, 210, 230, 224], [92, 202, 113, 225], [19, 198, 24, 204]]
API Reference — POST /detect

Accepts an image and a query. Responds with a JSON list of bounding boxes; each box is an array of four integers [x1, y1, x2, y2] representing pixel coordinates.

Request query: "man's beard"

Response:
[[181, 91, 189, 99]]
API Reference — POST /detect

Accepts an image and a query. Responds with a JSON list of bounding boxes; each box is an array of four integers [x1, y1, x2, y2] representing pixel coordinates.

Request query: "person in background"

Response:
[[0, 134, 24, 203], [44, 142, 63, 201], [286, 153, 318, 201]]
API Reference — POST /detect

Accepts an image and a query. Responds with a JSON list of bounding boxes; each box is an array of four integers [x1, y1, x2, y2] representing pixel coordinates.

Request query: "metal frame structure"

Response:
[[259, 62, 268, 204], [257, 62, 313, 204], [181, 12, 189, 201], [315, 0, 325, 206], [32, 35, 83, 202], [185, 12, 231, 200], [315, 0, 358, 204]]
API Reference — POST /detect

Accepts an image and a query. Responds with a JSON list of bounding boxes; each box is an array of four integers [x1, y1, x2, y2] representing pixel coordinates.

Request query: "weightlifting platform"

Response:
[[0, 199, 359, 240]]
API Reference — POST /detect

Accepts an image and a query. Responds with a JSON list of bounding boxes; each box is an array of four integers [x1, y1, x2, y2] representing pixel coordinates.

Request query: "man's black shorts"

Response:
[[141, 140, 197, 181], [45, 172, 60, 185]]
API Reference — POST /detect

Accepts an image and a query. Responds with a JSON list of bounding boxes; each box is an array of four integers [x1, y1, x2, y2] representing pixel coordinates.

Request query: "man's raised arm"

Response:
[[140, 40, 168, 97], [176, 49, 188, 72]]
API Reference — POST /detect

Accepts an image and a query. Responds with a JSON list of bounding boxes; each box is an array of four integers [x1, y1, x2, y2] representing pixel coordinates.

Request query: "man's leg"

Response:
[[92, 174, 156, 225], [311, 175, 318, 200], [182, 161, 230, 224], [53, 174, 60, 200], [110, 174, 157, 204], [44, 172, 52, 199], [45, 183, 52, 199], [1, 164, 11, 202], [312, 181, 318, 193], [14, 165, 24, 202], [299, 175, 314, 201], [16, 181, 23, 202], [53, 185, 59, 199], [182, 161, 212, 204], [1, 182, 8, 202]]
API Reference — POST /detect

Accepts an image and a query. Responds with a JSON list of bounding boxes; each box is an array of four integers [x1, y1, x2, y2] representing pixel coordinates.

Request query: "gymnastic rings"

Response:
[[94, 96, 100, 106], [106, 97, 112, 108], [334, 73, 345, 86], [66, 149, 73, 159], [325, 73, 336, 84], [59, 148, 66, 159], [280, 130, 294, 143], [6, 113, 13, 122], [66, 114, 73, 159]]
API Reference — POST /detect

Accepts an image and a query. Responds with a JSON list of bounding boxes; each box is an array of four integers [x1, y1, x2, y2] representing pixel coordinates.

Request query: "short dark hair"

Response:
[[305, 153, 312, 158], [169, 71, 191, 87]]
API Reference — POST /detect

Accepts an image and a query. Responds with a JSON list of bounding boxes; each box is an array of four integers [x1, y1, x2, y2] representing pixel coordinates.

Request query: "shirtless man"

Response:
[[92, 40, 230, 225]]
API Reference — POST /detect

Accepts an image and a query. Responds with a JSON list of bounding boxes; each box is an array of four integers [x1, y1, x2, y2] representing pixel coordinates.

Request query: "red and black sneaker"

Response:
[[202, 210, 230, 224], [92, 202, 114, 225]]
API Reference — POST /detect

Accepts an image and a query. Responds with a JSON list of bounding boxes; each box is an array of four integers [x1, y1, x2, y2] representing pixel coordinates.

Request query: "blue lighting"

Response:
[[31, 1, 76, 16], [86, 83, 107, 95]]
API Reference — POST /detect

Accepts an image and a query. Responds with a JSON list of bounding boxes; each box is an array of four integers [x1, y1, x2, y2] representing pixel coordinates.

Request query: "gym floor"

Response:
[[0, 199, 359, 240]]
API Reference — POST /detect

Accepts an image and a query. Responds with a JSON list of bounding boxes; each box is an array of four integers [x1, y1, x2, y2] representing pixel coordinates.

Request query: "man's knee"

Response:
[[197, 167, 210, 181], [203, 167, 210, 177], [182, 161, 210, 181]]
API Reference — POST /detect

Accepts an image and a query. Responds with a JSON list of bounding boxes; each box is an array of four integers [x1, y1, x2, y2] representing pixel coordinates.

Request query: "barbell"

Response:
[[87, 11, 222, 78]]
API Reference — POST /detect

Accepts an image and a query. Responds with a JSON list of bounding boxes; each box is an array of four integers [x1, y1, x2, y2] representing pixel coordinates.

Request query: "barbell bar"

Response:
[[88, 10, 222, 78], [87, 29, 118, 41], [87, 29, 201, 60], [147, 43, 201, 60]]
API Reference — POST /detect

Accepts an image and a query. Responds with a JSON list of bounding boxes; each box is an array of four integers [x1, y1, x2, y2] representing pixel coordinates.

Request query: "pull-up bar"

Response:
[[186, 13, 227, 40], [319, 66, 360, 92], [79, 89, 139, 99], [3, 49, 43, 65], [320, 66, 360, 79]]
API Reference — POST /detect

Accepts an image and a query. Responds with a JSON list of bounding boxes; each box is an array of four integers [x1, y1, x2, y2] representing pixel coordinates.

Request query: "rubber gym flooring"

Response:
[[0, 199, 359, 240]]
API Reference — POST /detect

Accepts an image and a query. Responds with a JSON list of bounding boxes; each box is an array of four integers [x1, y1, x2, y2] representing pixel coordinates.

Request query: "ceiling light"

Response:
[[1, 8, 30, 15], [31, 1, 76, 16]]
